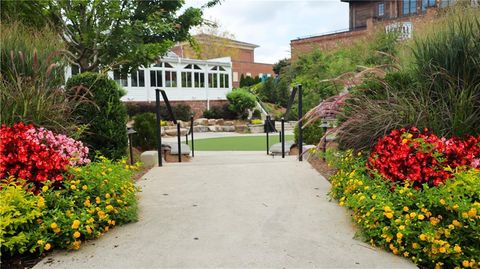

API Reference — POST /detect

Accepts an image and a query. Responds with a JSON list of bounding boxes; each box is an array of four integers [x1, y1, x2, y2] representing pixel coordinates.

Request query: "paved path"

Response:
[[34, 152, 414, 269]]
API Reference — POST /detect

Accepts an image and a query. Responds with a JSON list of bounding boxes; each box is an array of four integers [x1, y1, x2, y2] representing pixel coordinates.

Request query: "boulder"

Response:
[[193, 125, 209, 132], [215, 119, 225, 125], [194, 118, 208, 126], [248, 124, 264, 133], [207, 119, 217, 126], [164, 128, 188, 136], [224, 121, 234, 126], [208, 125, 221, 132], [140, 151, 158, 167], [221, 125, 236, 132], [235, 125, 247, 133]]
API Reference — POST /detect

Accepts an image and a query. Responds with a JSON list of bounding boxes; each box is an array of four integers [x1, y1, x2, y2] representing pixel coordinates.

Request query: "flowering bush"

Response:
[[330, 151, 479, 268], [0, 158, 139, 255], [0, 123, 89, 183], [368, 127, 480, 187]]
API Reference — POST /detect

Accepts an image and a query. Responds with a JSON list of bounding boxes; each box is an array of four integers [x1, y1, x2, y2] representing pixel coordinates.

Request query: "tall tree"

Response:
[[45, 0, 218, 72]]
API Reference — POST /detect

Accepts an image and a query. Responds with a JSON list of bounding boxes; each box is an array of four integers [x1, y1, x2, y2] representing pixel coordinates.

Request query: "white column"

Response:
[[205, 64, 209, 110]]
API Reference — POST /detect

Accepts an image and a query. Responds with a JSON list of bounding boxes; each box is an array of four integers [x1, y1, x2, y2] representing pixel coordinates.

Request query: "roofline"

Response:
[[189, 34, 259, 49]]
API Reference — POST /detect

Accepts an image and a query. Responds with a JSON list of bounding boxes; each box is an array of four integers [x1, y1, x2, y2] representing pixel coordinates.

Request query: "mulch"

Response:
[[308, 156, 337, 180]]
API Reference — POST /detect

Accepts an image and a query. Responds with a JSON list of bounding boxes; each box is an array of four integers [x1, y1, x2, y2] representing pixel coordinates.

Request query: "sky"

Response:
[[184, 0, 350, 64]]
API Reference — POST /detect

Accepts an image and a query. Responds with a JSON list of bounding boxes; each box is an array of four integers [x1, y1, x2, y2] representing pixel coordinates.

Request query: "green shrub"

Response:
[[226, 89, 256, 119], [0, 158, 139, 255], [202, 105, 237, 119], [294, 122, 325, 145], [66, 72, 128, 160], [132, 113, 157, 150], [329, 151, 480, 268], [250, 119, 263, 125]]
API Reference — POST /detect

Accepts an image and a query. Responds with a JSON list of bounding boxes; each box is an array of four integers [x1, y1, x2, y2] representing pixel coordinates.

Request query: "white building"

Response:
[[66, 52, 233, 110]]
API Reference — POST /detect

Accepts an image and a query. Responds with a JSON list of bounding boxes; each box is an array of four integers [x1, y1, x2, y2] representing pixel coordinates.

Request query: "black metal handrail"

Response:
[[185, 116, 194, 157], [281, 84, 303, 161], [155, 88, 183, 166]]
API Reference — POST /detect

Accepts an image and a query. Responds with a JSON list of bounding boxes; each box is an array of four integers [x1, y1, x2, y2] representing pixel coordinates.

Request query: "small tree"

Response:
[[66, 72, 128, 160], [226, 89, 256, 119]]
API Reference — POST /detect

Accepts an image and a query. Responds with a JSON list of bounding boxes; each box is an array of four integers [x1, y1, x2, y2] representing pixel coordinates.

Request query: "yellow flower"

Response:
[[410, 212, 417, 218], [453, 204, 459, 210], [73, 231, 81, 238], [403, 252, 409, 257], [37, 197, 45, 208], [72, 240, 81, 250], [406, 133, 413, 139], [106, 205, 114, 211], [399, 225, 405, 231], [418, 214, 425, 220], [105, 193, 111, 199], [70, 185, 77, 190], [385, 212, 394, 219], [97, 211, 106, 218], [384, 206, 392, 212], [403, 206, 409, 212], [468, 208, 477, 217], [454, 245, 461, 253], [53, 227, 61, 233], [419, 234, 428, 241], [462, 260, 470, 267], [402, 139, 408, 144], [86, 225, 92, 234], [452, 220, 462, 227], [71, 220, 81, 229], [87, 217, 94, 223], [84, 199, 91, 207], [44, 243, 51, 251], [462, 212, 469, 219], [396, 232, 403, 239], [96, 197, 101, 204], [439, 199, 445, 205], [439, 247, 446, 253], [82, 185, 88, 190], [42, 186, 49, 192], [105, 226, 109, 232], [430, 217, 440, 225], [50, 223, 58, 229], [37, 240, 44, 245], [111, 220, 115, 226], [412, 243, 419, 249]]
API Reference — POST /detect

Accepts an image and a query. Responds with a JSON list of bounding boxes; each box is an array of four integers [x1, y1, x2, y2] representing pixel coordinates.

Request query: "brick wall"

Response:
[[125, 100, 229, 119], [232, 61, 274, 87], [290, 8, 438, 60]]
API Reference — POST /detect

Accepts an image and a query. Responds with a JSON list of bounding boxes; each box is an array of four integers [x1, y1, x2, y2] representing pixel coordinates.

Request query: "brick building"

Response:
[[171, 34, 274, 88], [290, 0, 459, 60]]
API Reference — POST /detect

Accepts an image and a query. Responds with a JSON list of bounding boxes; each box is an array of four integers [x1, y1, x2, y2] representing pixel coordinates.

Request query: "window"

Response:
[[150, 70, 162, 87], [71, 65, 80, 76], [233, 72, 239, 82], [246, 72, 252, 77], [208, 73, 218, 88], [422, 0, 436, 10], [378, 2, 385, 16], [113, 70, 128, 87], [131, 70, 145, 87], [219, 74, 229, 88], [181, 72, 192, 87], [403, 0, 417, 15], [164, 62, 173, 68], [440, 0, 454, 8], [194, 73, 205, 88], [165, 71, 177, 87]]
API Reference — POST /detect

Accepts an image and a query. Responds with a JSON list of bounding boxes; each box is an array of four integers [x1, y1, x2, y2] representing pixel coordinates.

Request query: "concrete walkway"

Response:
[[34, 152, 414, 269]]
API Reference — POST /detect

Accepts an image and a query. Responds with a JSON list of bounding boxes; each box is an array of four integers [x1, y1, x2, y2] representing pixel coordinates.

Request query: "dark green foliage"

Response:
[[252, 109, 262, 119], [202, 105, 237, 119], [240, 75, 261, 87], [226, 89, 256, 119], [66, 72, 128, 160], [125, 103, 192, 121], [294, 122, 325, 145], [257, 77, 289, 107], [273, 58, 290, 75], [132, 113, 156, 150]]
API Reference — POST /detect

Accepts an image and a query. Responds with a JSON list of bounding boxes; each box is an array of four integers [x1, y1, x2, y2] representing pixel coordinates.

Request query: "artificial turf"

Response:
[[191, 135, 294, 151]]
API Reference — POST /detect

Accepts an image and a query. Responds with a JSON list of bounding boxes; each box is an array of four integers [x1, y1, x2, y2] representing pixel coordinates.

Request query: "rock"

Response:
[[165, 128, 188, 136], [215, 119, 224, 125], [208, 125, 221, 132], [221, 126, 236, 132], [193, 125, 209, 132], [235, 125, 247, 133], [140, 151, 158, 167], [248, 124, 264, 133], [224, 121, 234, 126], [194, 118, 208, 126], [177, 120, 188, 128], [207, 119, 216, 126]]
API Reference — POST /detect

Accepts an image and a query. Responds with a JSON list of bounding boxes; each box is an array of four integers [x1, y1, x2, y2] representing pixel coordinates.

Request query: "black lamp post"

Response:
[[127, 128, 137, 165]]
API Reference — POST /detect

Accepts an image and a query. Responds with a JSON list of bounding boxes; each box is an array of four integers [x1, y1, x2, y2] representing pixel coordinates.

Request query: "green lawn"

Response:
[[191, 135, 294, 151]]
